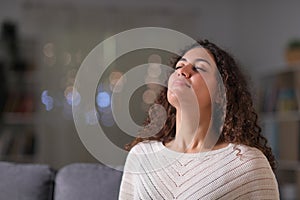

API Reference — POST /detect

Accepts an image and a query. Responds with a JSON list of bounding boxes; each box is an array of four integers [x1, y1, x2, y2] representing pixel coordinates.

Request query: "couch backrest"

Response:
[[54, 163, 123, 200], [0, 162, 55, 200]]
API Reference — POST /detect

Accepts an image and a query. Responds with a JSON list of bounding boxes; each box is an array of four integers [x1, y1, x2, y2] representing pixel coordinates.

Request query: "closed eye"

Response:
[[175, 65, 207, 72], [175, 66, 183, 70], [193, 66, 207, 72]]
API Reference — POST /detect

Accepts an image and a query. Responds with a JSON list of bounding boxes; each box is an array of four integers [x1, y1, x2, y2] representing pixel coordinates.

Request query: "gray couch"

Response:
[[0, 162, 123, 200]]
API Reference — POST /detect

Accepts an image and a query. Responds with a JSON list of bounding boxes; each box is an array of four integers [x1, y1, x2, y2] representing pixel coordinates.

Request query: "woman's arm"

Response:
[[118, 148, 139, 200]]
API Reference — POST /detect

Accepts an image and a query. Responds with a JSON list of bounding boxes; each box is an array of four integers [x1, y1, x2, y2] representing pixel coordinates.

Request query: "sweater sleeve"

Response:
[[118, 147, 139, 200]]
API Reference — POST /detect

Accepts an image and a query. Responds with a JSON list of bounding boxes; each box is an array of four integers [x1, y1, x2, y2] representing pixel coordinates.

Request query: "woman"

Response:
[[119, 40, 279, 199]]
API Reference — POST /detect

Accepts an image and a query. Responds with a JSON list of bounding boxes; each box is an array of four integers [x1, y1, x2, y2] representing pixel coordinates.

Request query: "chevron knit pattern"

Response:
[[119, 141, 279, 200]]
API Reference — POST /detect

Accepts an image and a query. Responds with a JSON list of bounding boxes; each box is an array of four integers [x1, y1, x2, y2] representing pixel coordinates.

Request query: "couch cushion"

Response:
[[0, 162, 55, 200], [54, 163, 122, 200]]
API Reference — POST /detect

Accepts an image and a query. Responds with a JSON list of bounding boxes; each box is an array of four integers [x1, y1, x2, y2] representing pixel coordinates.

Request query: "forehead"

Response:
[[182, 47, 215, 64]]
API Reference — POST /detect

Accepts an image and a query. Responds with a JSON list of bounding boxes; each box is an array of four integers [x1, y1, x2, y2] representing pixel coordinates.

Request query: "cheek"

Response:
[[167, 72, 176, 86], [205, 77, 219, 99], [195, 85, 211, 106], [193, 76, 217, 106]]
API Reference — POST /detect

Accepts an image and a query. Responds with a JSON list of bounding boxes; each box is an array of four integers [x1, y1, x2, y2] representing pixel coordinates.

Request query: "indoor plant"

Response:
[[286, 39, 300, 66]]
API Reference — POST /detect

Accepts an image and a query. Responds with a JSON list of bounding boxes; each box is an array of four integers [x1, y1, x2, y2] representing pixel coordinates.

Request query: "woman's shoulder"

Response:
[[124, 140, 164, 173], [229, 144, 273, 173], [232, 144, 267, 159]]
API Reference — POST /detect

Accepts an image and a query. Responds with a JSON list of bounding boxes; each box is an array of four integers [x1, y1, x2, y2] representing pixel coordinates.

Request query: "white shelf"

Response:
[[0, 155, 36, 163]]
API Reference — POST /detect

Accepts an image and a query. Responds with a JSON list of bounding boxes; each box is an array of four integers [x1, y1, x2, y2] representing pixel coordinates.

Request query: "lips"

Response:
[[172, 79, 191, 88]]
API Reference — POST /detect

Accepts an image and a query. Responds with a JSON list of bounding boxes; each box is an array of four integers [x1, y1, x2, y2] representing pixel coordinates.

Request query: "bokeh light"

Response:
[[145, 76, 161, 87], [147, 63, 161, 78], [64, 86, 81, 106], [43, 43, 55, 58], [96, 91, 111, 108], [109, 71, 123, 85], [148, 54, 162, 64], [43, 56, 56, 66], [85, 110, 98, 125], [41, 90, 54, 111], [109, 71, 126, 93], [142, 89, 157, 104], [63, 51, 72, 66]]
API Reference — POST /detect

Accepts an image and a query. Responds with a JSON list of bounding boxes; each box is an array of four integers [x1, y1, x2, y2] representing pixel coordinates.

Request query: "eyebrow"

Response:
[[179, 57, 211, 66]]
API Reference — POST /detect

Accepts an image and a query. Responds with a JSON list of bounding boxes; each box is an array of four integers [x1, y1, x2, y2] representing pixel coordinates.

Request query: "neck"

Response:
[[171, 105, 212, 153]]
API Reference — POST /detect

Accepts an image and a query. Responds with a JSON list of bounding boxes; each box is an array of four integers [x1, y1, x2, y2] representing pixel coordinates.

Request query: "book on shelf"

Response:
[[0, 128, 14, 156], [259, 70, 300, 113], [22, 129, 36, 155], [259, 76, 277, 113], [277, 71, 298, 112], [0, 127, 36, 160], [258, 67, 300, 199], [295, 70, 300, 111], [2, 92, 35, 113], [276, 88, 298, 112]]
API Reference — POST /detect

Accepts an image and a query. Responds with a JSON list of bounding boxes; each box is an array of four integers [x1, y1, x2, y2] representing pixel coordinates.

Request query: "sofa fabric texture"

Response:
[[0, 162, 122, 200], [54, 163, 122, 200], [0, 162, 55, 200]]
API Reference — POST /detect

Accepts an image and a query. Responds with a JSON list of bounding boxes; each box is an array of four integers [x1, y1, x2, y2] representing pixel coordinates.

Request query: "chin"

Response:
[[167, 90, 179, 108]]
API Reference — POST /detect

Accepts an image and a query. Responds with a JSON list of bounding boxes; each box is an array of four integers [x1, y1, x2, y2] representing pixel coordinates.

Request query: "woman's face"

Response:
[[167, 47, 218, 111]]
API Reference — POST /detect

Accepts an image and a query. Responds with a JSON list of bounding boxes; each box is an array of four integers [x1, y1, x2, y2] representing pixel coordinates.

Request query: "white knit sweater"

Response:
[[119, 141, 279, 200]]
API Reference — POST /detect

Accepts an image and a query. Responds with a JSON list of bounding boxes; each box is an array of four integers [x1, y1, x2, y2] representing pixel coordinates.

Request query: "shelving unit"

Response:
[[0, 21, 38, 163], [258, 66, 300, 199]]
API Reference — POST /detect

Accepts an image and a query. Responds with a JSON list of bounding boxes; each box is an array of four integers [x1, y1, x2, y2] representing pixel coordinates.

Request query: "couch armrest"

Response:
[[54, 163, 122, 200], [0, 161, 55, 200]]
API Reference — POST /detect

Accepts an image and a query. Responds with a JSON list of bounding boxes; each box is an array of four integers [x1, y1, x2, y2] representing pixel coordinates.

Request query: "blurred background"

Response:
[[1, 0, 300, 198]]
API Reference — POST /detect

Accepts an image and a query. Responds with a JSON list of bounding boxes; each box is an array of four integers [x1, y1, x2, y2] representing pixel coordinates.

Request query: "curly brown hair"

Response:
[[125, 40, 276, 171]]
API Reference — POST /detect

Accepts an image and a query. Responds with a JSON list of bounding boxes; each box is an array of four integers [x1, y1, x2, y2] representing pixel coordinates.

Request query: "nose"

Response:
[[177, 63, 192, 78]]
